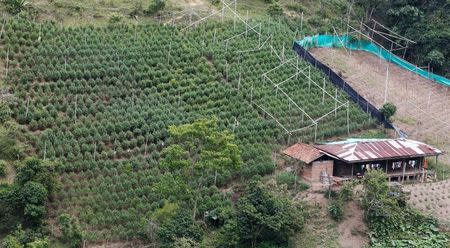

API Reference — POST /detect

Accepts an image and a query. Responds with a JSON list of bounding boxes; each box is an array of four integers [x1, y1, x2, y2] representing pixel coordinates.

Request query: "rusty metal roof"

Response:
[[282, 143, 324, 164], [314, 139, 442, 163]]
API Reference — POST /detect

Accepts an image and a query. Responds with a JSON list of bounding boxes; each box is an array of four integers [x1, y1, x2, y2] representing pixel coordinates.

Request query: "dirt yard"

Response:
[[405, 179, 450, 227], [295, 187, 368, 248], [337, 201, 369, 248], [311, 48, 450, 165]]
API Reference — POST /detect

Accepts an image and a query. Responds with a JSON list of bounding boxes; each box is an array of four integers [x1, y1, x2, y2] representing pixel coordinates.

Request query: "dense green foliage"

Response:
[[1, 15, 374, 243], [3, 0, 28, 15], [0, 160, 6, 177], [146, 0, 166, 15], [235, 179, 305, 247], [0, 158, 58, 247], [0, 158, 58, 231], [380, 102, 396, 121], [58, 214, 84, 248], [362, 170, 449, 247], [357, 0, 450, 77]]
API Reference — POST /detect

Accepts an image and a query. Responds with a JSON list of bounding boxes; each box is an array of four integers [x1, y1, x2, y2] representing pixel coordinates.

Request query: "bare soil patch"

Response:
[[311, 48, 450, 165], [338, 201, 369, 248]]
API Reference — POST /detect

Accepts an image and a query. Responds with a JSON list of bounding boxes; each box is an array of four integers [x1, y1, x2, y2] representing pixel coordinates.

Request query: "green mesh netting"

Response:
[[297, 35, 450, 87]]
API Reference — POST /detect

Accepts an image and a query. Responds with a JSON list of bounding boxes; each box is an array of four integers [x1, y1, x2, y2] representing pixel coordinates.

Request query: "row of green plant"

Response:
[[1, 16, 378, 244]]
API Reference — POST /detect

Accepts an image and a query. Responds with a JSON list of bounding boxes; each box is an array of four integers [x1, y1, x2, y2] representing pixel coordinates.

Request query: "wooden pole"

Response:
[[401, 160, 406, 183]]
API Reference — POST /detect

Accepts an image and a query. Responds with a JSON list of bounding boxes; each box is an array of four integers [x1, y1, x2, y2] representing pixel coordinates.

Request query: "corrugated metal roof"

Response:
[[282, 143, 323, 164], [314, 139, 442, 163]]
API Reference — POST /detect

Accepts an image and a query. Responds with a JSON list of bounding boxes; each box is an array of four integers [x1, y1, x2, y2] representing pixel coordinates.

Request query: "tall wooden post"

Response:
[[401, 160, 406, 183]]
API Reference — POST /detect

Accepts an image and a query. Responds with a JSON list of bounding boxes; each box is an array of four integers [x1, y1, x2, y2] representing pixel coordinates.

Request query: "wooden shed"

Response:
[[283, 139, 443, 183]]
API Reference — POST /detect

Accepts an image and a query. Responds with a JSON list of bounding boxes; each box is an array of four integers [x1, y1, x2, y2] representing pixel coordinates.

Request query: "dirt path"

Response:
[[311, 48, 450, 165], [338, 201, 369, 248]]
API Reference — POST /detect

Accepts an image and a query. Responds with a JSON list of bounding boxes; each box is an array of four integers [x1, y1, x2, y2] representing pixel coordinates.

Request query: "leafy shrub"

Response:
[[276, 172, 297, 188], [297, 181, 310, 191], [339, 181, 354, 202], [328, 201, 343, 221], [380, 102, 396, 121], [0, 160, 7, 177], [236, 179, 305, 246], [158, 210, 203, 247], [58, 213, 83, 248], [4, 0, 28, 15], [324, 189, 338, 199], [268, 2, 283, 16], [146, 0, 166, 15]]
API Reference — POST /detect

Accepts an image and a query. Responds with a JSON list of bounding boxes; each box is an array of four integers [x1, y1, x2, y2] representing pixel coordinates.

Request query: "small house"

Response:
[[282, 138, 442, 183]]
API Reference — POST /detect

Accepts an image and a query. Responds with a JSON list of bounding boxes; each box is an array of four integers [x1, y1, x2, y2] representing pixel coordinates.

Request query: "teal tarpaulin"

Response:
[[297, 35, 450, 87]]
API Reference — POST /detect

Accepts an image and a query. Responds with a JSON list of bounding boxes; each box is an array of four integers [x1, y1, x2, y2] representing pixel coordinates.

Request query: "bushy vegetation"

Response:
[[380, 102, 396, 121], [326, 181, 354, 221], [362, 170, 449, 247], [356, 0, 450, 77], [1, 15, 374, 244], [0, 158, 59, 247]]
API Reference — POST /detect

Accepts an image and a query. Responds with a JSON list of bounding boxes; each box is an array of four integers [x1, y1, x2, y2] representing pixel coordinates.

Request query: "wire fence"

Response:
[[293, 42, 394, 130]]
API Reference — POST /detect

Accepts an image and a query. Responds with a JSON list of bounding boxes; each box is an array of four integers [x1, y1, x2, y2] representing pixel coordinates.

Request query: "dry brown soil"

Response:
[[311, 48, 450, 165]]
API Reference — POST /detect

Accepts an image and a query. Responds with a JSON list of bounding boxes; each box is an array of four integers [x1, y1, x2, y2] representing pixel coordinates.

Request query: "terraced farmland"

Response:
[[2, 18, 375, 241]]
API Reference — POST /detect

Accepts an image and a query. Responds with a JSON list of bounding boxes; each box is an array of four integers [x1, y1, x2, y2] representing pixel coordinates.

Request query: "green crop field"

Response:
[[2, 15, 375, 243]]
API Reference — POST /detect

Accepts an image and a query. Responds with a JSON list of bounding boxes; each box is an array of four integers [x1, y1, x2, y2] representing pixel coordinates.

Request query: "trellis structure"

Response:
[[215, 0, 352, 143]]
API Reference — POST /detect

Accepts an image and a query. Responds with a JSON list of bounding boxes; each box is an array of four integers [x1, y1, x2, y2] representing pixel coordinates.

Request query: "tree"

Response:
[[380, 102, 396, 121], [15, 158, 59, 196], [58, 213, 84, 248], [160, 118, 242, 220], [235, 179, 304, 247]]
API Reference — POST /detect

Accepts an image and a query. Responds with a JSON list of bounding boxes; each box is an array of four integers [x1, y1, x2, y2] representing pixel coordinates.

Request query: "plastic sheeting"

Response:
[[297, 35, 450, 87]]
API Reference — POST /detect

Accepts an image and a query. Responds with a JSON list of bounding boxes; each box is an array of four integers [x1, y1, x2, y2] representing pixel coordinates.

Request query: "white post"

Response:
[[5, 48, 9, 78], [233, 0, 237, 30], [167, 42, 171, 64], [238, 73, 241, 91], [335, 88, 338, 117], [74, 95, 78, 119], [222, 2, 225, 21], [384, 62, 389, 103], [314, 124, 318, 142], [25, 98, 30, 119], [250, 85, 253, 103], [245, 11, 249, 36], [93, 142, 97, 160], [427, 91, 432, 109], [308, 66, 311, 91], [300, 12, 304, 33], [144, 136, 148, 156], [322, 78, 326, 104], [225, 61, 228, 80], [43, 142, 47, 160], [347, 102, 350, 136], [213, 29, 217, 44], [258, 23, 261, 46]]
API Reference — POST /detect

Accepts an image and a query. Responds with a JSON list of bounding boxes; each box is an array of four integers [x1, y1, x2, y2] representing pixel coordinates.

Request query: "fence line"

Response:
[[293, 42, 394, 130]]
